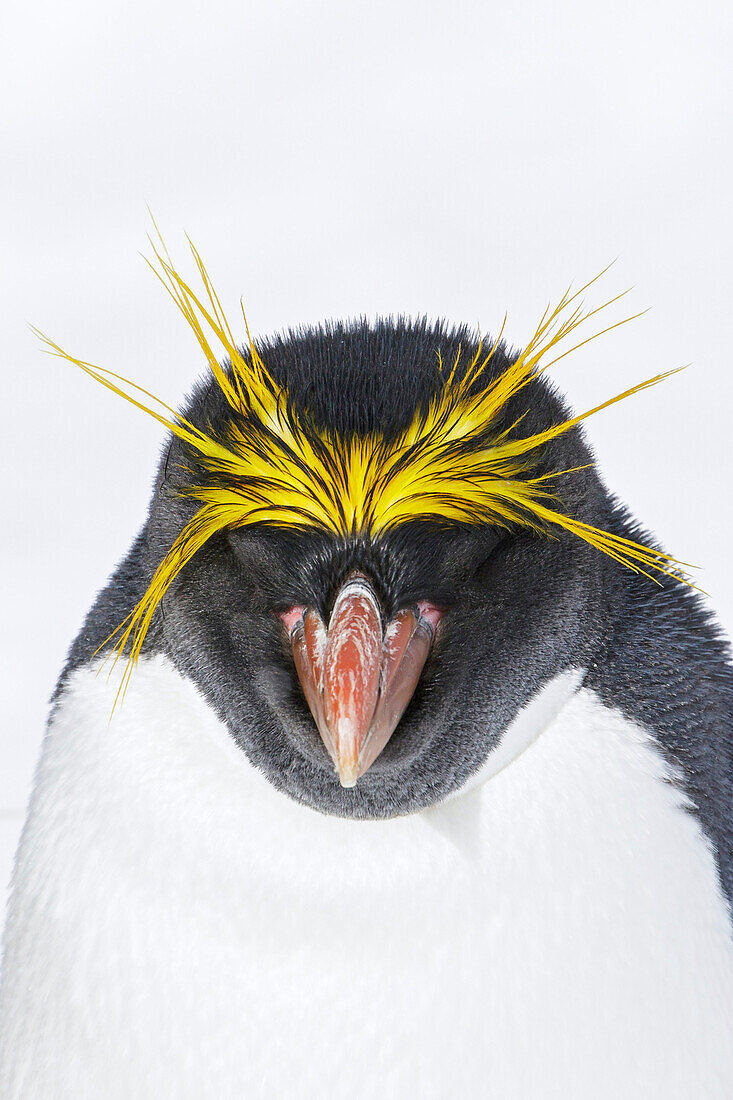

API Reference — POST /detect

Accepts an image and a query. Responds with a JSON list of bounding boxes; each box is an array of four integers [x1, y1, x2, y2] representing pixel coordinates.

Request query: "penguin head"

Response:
[[148, 319, 611, 817], [43, 242, 684, 818]]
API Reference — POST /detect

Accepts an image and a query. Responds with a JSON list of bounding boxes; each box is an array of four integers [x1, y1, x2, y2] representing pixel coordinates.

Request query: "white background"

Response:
[[2, 0, 732, 921]]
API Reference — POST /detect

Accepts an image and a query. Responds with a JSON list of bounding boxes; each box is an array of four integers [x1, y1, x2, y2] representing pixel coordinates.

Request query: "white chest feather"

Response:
[[1, 656, 731, 1099]]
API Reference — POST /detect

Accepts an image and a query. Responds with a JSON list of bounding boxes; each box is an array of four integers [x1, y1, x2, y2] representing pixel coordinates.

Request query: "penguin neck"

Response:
[[20, 654, 733, 978]]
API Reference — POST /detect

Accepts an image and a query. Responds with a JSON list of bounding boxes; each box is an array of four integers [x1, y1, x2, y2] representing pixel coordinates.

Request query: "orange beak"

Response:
[[282, 574, 441, 787]]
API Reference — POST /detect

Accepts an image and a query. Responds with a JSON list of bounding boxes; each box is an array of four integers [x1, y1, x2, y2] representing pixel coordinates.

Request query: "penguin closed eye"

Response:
[[1, 242, 731, 1100]]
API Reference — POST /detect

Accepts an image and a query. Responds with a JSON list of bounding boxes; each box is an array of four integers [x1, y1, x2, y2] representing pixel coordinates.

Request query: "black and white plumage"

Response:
[[1, 313, 732, 1098]]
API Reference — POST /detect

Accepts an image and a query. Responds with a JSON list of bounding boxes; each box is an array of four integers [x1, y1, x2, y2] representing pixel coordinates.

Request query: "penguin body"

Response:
[[2, 285, 732, 1096], [1, 653, 731, 1098]]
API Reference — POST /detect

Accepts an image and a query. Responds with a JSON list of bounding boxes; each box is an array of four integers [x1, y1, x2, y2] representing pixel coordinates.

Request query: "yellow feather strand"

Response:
[[35, 237, 692, 702]]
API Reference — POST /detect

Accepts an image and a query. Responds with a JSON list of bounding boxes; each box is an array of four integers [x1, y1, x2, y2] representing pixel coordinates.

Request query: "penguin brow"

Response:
[[33, 231, 693, 706]]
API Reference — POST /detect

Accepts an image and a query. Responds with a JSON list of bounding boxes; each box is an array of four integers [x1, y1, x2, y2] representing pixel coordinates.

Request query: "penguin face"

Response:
[[143, 320, 609, 818], [45, 243, 683, 819]]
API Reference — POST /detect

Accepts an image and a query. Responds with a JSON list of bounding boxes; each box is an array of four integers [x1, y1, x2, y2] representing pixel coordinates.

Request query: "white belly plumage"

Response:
[[1, 655, 732, 1099]]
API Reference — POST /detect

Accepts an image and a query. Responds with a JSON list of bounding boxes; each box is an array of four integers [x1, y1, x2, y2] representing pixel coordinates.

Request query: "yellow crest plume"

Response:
[[35, 233, 690, 700]]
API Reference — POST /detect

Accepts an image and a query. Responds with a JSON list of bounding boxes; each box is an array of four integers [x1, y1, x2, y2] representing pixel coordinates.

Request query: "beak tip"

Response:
[[335, 718, 360, 788], [336, 756, 358, 792]]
